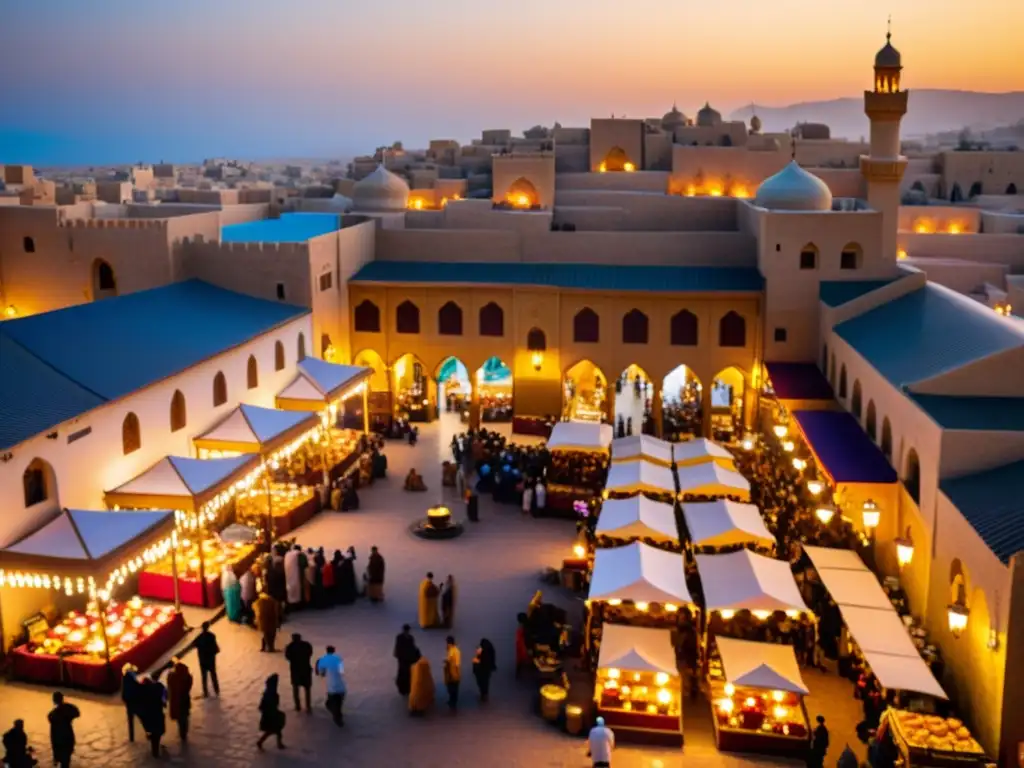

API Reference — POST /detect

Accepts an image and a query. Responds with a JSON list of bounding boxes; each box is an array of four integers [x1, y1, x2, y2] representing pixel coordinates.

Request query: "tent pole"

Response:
[[198, 522, 209, 609], [170, 537, 181, 614], [263, 472, 274, 550], [362, 386, 370, 435]]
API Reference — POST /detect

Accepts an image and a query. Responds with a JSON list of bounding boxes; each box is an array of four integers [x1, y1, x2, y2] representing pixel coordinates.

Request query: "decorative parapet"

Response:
[[860, 156, 908, 182], [57, 217, 169, 231]]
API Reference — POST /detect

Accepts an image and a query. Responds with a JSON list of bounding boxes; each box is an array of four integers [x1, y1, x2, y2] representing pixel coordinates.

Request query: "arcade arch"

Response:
[[613, 364, 652, 436], [563, 359, 607, 422], [661, 364, 704, 438]]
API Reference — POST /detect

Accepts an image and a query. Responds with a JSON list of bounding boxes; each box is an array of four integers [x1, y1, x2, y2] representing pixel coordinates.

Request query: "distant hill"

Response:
[[730, 90, 1024, 140]]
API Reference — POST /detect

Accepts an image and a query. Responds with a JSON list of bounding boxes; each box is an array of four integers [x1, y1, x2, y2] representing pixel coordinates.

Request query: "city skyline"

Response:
[[3, 0, 1023, 166]]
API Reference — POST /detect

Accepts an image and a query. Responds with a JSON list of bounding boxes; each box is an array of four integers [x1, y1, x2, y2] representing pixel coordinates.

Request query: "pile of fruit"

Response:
[[894, 710, 984, 754]]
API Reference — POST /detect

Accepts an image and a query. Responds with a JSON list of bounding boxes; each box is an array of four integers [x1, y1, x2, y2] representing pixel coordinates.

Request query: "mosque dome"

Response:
[[352, 165, 410, 212], [754, 161, 833, 212], [329, 193, 353, 211], [875, 33, 901, 68], [661, 104, 688, 130], [696, 102, 722, 127], [750, 114, 762, 133]]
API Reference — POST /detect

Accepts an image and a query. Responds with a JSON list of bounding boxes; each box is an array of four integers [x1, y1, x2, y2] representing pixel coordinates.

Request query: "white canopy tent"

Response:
[[672, 438, 736, 469], [676, 462, 750, 501], [682, 500, 775, 550], [802, 546, 947, 700], [589, 541, 692, 607], [105, 455, 259, 512], [194, 403, 319, 456], [611, 435, 674, 467], [598, 625, 679, 678], [715, 637, 809, 694], [276, 359, 371, 411], [695, 549, 810, 614], [595, 497, 679, 545], [2, 509, 175, 563], [605, 460, 676, 497], [548, 420, 613, 454]]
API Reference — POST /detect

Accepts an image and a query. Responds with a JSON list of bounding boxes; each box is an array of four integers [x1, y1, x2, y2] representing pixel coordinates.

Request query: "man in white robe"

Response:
[[284, 545, 302, 606]]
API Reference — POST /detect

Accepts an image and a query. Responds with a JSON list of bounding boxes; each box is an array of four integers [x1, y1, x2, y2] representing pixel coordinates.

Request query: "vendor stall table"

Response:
[[139, 542, 259, 607], [236, 484, 321, 538]]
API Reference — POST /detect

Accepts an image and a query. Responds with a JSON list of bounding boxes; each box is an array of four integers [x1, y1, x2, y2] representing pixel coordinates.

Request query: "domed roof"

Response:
[[696, 102, 721, 127], [661, 104, 687, 130], [875, 32, 901, 68], [352, 164, 410, 212], [754, 161, 833, 212]]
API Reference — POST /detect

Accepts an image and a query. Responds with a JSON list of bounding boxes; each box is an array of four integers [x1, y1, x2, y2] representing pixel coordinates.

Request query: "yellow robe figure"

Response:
[[418, 577, 440, 629], [408, 656, 435, 714]]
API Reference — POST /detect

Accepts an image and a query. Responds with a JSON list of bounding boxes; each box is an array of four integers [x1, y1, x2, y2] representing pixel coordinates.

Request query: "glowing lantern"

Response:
[[656, 688, 671, 704], [773, 424, 789, 439], [719, 609, 735, 620], [664, 603, 678, 613], [635, 602, 649, 612], [3, 305, 16, 318], [724, 683, 735, 696], [897, 248, 908, 261], [607, 599, 622, 606], [806, 479, 824, 496], [598, 163, 607, 173], [792, 457, 807, 472], [410, 198, 424, 210], [896, 536, 915, 568], [744, 697, 757, 708], [752, 610, 772, 620], [947, 222, 962, 234], [782, 440, 795, 453], [623, 162, 636, 172], [607, 668, 621, 679], [771, 690, 785, 702], [515, 194, 531, 207], [947, 602, 969, 638], [531, 351, 544, 371], [861, 499, 881, 531], [773, 706, 789, 720], [655, 672, 669, 686], [572, 544, 586, 559], [717, 698, 734, 713], [740, 432, 755, 451], [815, 505, 835, 525]]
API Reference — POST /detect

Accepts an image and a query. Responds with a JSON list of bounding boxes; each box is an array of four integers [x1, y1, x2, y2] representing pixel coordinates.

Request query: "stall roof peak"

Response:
[[2, 509, 174, 562]]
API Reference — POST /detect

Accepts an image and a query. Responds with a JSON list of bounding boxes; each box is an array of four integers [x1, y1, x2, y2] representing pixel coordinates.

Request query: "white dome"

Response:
[[754, 161, 833, 212], [352, 165, 410, 212]]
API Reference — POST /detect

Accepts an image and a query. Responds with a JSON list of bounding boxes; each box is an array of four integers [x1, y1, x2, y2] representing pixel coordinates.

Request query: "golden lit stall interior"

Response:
[[236, 482, 318, 537], [880, 709, 991, 765], [595, 624, 683, 746], [274, 358, 373, 434], [0, 509, 186, 692], [671, 437, 736, 471], [610, 435, 674, 468], [681, 500, 776, 556], [593, 496, 681, 553], [708, 637, 811, 757], [603, 459, 677, 502], [139, 536, 259, 607], [676, 462, 751, 502]]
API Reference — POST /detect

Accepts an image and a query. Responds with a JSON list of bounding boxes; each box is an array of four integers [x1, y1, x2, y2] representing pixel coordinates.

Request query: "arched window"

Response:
[[297, 333, 306, 360], [904, 448, 921, 504], [799, 243, 818, 270], [840, 242, 862, 271], [719, 311, 746, 348], [968, 182, 982, 199], [438, 301, 463, 336], [274, 341, 285, 371], [396, 301, 420, 334], [670, 310, 698, 346], [527, 327, 546, 351], [170, 390, 187, 432], [479, 302, 504, 337], [911, 180, 926, 193], [1007, 183, 1018, 195], [621, 309, 649, 344], [247, 355, 259, 389], [321, 334, 334, 360], [573, 307, 599, 343], [839, 365, 848, 398], [829, 354, 837, 388], [23, 458, 54, 507], [213, 371, 228, 407], [122, 412, 141, 455], [92, 259, 118, 299], [23, 236, 35, 253], [881, 417, 893, 460], [851, 380, 862, 418], [866, 400, 877, 441], [949, 182, 963, 203], [354, 300, 381, 333]]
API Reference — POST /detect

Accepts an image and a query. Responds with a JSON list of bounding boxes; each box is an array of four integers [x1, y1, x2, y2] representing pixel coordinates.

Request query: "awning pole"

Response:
[[362, 385, 370, 435], [198, 521, 209, 609], [170, 533, 181, 614]]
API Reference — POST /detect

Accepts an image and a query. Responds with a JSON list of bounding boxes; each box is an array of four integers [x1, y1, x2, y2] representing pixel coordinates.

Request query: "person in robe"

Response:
[[298, 548, 310, 604], [321, 553, 336, 606], [371, 448, 387, 479], [284, 546, 302, 609], [472, 638, 497, 702], [408, 654, 434, 716], [254, 592, 279, 652], [267, 559, 287, 619], [330, 550, 344, 603], [466, 488, 479, 523], [220, 566, 243, 623], [404, 469, 427, 492], [441, 574, 457, 629], [341, 480, 360, 511], [311, 548, 327, 609], [393, 624, 420, 696], [366, 546, 385, 603], [418, 572, 440, 629], [338, 547, 358, 604], [240, 566, 257, 625]]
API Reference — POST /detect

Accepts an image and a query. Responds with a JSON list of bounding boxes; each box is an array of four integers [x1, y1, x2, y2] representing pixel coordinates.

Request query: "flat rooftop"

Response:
[[220, 212, 341, 243]]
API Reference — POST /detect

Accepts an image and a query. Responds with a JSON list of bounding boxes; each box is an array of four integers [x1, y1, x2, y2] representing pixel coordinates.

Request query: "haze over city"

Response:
[[3, 0, 1023, 166]]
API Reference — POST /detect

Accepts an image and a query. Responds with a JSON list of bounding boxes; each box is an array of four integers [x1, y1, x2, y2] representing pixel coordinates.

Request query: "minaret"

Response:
[[861, 20, 908, 267]]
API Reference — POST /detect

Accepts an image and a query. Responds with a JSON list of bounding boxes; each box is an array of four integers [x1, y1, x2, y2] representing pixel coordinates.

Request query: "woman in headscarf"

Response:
[[408, 653, 434, 716], [440, 574, 457, 628], [472, 638, 497, 702], [256, 674, 286, 750], [337, 546, 358, 604], [221, 565, 243, 623]]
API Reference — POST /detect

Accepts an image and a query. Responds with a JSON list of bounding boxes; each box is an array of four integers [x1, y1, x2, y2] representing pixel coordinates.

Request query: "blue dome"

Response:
[[754, 161, 833, 212]]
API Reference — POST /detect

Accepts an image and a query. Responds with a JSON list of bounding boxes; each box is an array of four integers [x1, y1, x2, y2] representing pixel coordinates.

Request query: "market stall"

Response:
[[0, 509, 185, 692], [879, 709, 993, 766], [708, 636, 811, 757], [594, 624, 683, 746], [193, 403, 320, 462], [594, 497, 679, 551], [611, 435, 674, 467], [672, 438, 736, 470], [546, 420, 613, 513], [548, 421, 614, 453], [236, 482, 319, 537], [604, 460, 677, 501], [105, 454, 263, 608], [682, 500, 775, 555], [275, 358, 372, 433], [676, 462, 750, 501], [589, 542, 692, 611], [695, 549, 810, 618]]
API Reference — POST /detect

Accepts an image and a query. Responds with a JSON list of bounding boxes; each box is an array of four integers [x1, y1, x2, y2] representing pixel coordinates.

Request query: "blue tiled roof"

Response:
[[910, 394, 1024, 432], [793, 409, 898, 484], [941, 460, 1024, 564], [0, 281, 308, 450], [819, 280, 895, 307], [834, 284, 1024, 389], [351, 261, 764, 293], [221, 213, 341, 243], [764, 362, 834, 401]]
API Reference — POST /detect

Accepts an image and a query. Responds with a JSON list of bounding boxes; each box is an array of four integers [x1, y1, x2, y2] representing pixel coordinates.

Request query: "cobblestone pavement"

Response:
[[1, 416, 864, 767]]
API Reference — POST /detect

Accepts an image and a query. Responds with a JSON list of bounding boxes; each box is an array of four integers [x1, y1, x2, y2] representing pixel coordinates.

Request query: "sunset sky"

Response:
[[2, 0, 1021, 166]]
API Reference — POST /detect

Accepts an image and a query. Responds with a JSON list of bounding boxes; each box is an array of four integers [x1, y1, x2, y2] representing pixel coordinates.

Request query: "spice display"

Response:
[[31, 597, 176, 658]]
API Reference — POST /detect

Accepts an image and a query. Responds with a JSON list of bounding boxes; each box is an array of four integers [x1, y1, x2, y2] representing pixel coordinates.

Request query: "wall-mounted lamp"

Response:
[[815, 505, 836, 525], [531, 351, 543, 371], [947, 602, 969, 639], [861, 498, 881, 531], [895, 533, 914, 569], [3, 305, 17, 319], [806, 478, 824, 496]]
